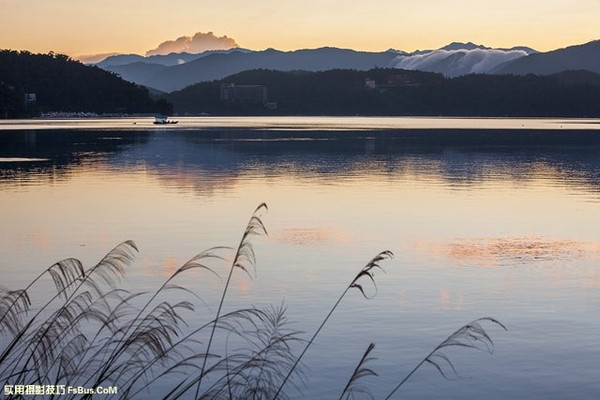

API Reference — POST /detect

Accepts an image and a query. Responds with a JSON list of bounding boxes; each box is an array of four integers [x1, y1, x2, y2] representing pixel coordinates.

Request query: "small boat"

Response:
[[153, 115, 178, 125]]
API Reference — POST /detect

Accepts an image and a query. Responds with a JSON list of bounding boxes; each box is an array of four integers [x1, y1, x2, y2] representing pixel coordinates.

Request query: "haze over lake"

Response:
[[1, 117, 599, 399]]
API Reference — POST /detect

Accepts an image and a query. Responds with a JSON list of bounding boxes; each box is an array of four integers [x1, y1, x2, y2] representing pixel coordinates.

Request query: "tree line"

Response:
[[165, 68, 600, 117], [0, 50, 172, 118]]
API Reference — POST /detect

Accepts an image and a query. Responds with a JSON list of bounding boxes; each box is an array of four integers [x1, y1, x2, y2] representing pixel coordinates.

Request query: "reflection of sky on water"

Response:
[[410, 236, 600, 267], [275, 227, 351, 246], [3, 128, 600, 195], [0, 124, 599, 399], [1, 116, 600, 132]]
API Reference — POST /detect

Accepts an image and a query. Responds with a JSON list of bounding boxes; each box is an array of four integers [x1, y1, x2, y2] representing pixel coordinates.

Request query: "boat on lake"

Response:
[[153, 115, 178, 125]]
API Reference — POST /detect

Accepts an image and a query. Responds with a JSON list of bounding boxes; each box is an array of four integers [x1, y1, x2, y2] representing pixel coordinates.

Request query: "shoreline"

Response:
[[0, 116, 600, 132]]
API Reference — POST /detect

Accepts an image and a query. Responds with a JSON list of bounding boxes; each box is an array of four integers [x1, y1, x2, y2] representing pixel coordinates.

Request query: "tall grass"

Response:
[[384, 317, 507, 399], [339, 343, 378, 400], [0, 204, 505, 399], [273, 250, 393, 399], [195, 203, 268, 399]]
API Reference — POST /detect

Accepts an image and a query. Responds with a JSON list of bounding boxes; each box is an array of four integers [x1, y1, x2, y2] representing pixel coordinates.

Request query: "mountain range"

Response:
[[95, 40, 600, 93], [492, 40, 600, 75]]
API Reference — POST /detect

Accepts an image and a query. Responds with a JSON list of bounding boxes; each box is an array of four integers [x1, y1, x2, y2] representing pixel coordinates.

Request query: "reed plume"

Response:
[[384, 317, 507, 399], [194, 203, 268, 398], [339, 343, 378, 400], [274, 250, 393, 399]]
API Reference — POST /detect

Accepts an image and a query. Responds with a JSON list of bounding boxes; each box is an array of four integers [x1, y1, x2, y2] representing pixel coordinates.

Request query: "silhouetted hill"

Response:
[[492, 40, 600, 75], [98, 42, 534, 92], [97, 48, 252, 68], [0, 50, 172, 118], [441, 42, 489, 51], [95, 39, 600, 92], [141, 48, 402, 92], [550, 69, 600, 85], [437, 42, 536, 54], [165, 68, 600, 117], [105, 62, 168, 87], [98, 45, 538, 92]]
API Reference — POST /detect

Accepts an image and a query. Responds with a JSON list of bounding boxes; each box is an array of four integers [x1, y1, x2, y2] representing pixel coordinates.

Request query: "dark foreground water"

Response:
[[0, 117, 599, 399]]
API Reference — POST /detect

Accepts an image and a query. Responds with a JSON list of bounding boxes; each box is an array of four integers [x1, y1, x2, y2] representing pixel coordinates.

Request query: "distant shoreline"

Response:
[[2, 116, 600, 129]]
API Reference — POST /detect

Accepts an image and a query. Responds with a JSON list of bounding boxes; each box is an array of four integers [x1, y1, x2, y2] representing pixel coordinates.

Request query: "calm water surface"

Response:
[[1, 117, 599, 399]]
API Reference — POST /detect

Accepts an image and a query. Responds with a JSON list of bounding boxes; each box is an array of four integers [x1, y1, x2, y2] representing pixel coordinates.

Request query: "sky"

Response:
[[1, 0, 599, 58]]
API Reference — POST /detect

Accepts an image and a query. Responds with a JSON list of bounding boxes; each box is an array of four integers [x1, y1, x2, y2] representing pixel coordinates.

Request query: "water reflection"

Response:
[[1, 125, 599, 399], [0, 130, 150, 188], [1, 129, 600, 196], [409, 236, 600, 267], [276, 227, 351, 246]]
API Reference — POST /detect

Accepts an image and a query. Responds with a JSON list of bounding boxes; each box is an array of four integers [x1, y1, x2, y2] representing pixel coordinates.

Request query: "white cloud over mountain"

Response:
[[145, 32, 238, 56], [391, 48, 530, 77], [75, 52, 119, 64]]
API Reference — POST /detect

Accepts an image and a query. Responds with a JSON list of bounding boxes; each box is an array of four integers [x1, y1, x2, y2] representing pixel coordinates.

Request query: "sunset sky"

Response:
[[2, 0, 599, 58]]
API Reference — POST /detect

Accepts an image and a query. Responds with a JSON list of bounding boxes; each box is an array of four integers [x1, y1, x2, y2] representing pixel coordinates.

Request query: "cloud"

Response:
[[74, 53, 118, 64], [145, 32, 238, 56], [391, 48, 528, 77]]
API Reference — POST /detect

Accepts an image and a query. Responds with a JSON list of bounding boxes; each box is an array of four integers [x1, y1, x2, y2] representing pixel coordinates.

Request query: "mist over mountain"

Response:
[[76, 52, 118, 64], [93, 39, 598, 93], [98, 49, 252, 68], [390, 44, 534, 77]]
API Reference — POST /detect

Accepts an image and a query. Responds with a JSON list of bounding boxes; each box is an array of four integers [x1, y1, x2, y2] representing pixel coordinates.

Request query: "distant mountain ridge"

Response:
[[97, 48, 253, 68], [95, 39, 599, 92], [492, 40, 600, 75], [438, 42, 536, 54], [103, 47, 403, 92], [98, 43, 536, 91]]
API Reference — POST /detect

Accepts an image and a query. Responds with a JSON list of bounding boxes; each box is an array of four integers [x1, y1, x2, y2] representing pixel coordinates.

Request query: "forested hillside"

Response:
[[0, 50, 172, 118], [166, 68, 600, 117]]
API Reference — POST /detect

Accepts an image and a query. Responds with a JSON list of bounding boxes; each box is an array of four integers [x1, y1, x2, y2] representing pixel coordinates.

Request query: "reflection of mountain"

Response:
[[151, 130, 600, 200], [0, 130, 150, 184], [113, 130, 600, 197], [2, 129, 600, 195]]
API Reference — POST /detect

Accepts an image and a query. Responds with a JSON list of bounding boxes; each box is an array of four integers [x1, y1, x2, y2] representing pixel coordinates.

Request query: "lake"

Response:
[[0, 117, 599, 399]]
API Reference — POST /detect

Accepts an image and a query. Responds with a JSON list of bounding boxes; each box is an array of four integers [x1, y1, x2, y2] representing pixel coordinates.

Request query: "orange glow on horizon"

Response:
[[1, 1, 598, 57]]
